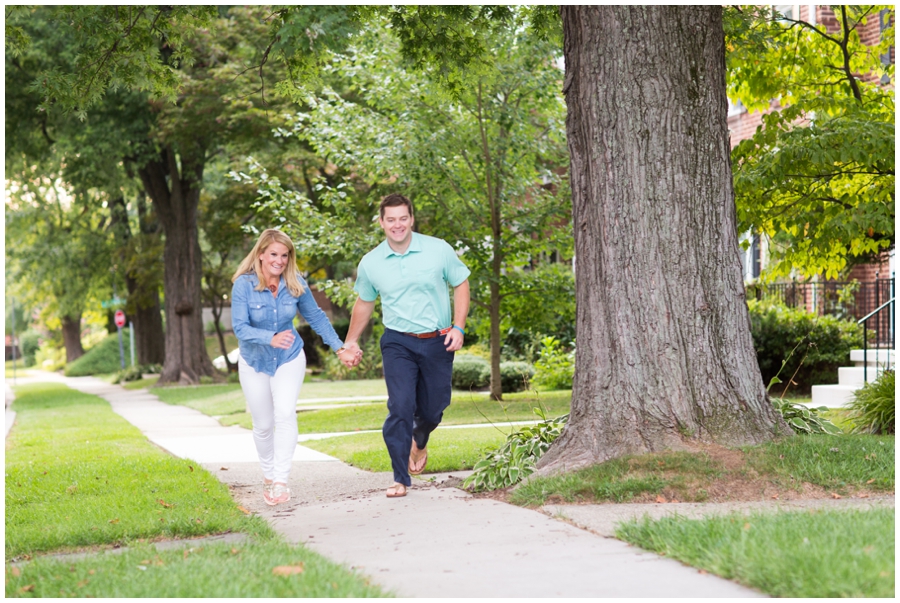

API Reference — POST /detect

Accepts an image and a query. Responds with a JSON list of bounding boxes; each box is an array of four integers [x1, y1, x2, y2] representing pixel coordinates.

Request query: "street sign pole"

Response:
[[129, 321, 135, 367], [113, 281, 125, 370]]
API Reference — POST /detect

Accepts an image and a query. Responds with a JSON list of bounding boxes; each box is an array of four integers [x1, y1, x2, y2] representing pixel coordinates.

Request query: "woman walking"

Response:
[[231, 229, 360, 505]]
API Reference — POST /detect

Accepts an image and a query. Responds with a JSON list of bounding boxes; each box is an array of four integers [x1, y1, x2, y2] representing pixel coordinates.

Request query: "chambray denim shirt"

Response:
[[232, 273, 343, 376]]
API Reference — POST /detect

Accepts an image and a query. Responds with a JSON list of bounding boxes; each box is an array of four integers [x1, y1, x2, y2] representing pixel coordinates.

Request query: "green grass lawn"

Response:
[[6, 539, 387, 598], [6, 383, 259, 557], [510, 434, 895, 507], [616, 508, 894, 598], [303, 427, 511, 474], [5, 382, 386, 597]]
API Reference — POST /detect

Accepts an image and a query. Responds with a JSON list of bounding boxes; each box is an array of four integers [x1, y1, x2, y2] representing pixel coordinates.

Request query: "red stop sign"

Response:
[[114, 310, 126, 328]]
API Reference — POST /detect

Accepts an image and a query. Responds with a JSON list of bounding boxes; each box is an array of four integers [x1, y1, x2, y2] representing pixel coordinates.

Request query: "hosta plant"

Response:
[[772, 398, 842, 435], [464, 408, 568, 492]]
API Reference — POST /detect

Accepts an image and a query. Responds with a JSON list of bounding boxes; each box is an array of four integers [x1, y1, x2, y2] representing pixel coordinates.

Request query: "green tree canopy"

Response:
[[726, 5, 894, 279]]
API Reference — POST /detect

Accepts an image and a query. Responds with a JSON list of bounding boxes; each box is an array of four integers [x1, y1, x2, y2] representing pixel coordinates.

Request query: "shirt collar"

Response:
[[382, 232, 421, 258]]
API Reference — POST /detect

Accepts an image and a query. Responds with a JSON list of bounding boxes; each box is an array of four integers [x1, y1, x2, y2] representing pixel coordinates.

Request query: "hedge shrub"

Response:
[[452, 354, 490, 389], [64, 330, 133, 376], [19, 330, 41, 367], [747, 300, 864, 395], [500, 361, 535, 393]]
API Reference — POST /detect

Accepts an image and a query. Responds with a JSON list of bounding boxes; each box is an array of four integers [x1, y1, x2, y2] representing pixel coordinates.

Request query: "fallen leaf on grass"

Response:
[[108, 518, 120, 524], [831, 493, 842, 499], [655, 495, 667, 504], [157, 499, 175, 508], [272, 563, 305, 576], [743, 523, 752, 531], [771, 494, 779, 500], [88, 570, 95, 575], [866, 478, 876, 484], [230, 548, 241, 555], [19, 585, 34, 593], [10, 566, 21, 577], [237, 505, 251, 515], [188, 465, 194, 472], [858, 492, 870, 499], [77, 579, 89, 588], [140, 560, 150, 565]]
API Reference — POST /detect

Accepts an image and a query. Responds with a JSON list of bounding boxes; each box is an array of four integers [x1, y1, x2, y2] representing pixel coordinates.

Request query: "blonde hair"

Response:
[[232, 229, 305, 297]]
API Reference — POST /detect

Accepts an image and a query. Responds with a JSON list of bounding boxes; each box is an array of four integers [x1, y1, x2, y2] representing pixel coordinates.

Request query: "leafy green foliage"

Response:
[[726, 6, 894, 278], [848, 370, 895, 434], [532, 336, 575, 390], [250, 20, 571, 398], [464, 409, 568, 492], [748, 299, 863, 394], [18, 330, 41, 367], [771, 398, 842, 435], [64, 331, 132, 377], [113, 363, 162, 384]]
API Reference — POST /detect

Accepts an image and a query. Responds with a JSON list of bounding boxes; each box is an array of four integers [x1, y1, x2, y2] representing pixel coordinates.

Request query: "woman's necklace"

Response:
[[267, 282, 278, 295]]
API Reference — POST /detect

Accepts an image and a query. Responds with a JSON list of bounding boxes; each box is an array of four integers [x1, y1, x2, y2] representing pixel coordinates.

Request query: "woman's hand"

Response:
[[270, 331, 295, 349]]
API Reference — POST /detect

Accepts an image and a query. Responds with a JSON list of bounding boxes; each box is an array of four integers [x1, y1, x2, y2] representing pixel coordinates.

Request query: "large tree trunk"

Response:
[[140, 146, 217, 385], [60, 314, 84, 363], [539, 6, 790, 474], [109, 195, 166, 365]]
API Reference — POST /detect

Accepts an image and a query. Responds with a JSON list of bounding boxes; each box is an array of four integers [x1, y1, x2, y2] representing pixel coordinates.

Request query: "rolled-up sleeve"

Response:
[[297, 285, 344, 351], [231, 278, 275, 345]]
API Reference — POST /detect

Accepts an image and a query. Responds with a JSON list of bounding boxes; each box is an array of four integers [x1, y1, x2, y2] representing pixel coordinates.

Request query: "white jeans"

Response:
[[238, 350, 306, 483]]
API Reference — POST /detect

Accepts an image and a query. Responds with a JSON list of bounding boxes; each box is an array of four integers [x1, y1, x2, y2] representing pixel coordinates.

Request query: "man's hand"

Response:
[[271, 331, 295, 349], [338, 342, 363, 368], [443, 328, 464, 352]]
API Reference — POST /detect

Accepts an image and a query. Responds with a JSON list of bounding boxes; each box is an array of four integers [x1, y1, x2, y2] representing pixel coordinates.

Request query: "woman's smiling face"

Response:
[[259, 242, 290, 281]]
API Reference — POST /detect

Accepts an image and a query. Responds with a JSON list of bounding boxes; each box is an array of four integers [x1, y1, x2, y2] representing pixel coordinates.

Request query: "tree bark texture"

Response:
[[140, 146, 217, 384], [61, 314, 84, 362], [539, 6, 790, 474]]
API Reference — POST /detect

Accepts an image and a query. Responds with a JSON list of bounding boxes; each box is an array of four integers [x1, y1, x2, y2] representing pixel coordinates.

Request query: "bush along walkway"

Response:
[[10, 373, 763, 598], [4, 379, 385, 598]]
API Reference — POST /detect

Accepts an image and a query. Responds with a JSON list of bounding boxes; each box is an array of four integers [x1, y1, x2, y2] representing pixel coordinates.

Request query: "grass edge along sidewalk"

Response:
[[5, 383, 387, 598]]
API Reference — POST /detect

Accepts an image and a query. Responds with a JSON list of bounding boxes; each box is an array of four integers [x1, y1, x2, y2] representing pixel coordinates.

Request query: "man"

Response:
[[344, 193, 470, 498]]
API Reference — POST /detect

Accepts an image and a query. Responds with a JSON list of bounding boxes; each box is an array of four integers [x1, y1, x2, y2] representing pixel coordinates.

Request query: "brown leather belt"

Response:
[[402, 327, 452, 339]]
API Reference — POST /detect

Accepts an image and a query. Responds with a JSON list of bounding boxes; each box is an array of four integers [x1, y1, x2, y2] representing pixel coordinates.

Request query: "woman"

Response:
[[231, 229, 359, 506]]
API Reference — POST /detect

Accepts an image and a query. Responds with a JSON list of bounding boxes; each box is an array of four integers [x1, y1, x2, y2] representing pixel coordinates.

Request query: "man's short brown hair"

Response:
[[379, 193, 414, 219]]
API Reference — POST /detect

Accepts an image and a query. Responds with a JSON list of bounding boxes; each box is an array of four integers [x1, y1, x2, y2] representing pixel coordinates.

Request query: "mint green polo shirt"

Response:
[[354, 232, 470, 334]]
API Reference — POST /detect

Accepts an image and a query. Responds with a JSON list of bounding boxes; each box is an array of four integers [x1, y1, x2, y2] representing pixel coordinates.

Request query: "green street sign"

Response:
[[101, 297, 125, 309]]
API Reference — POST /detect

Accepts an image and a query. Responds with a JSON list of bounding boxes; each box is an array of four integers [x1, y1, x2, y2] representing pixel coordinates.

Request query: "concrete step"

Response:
[[838, 366, 883, 387], [850, 349, 895, 367], [810, 384, 857, 408]]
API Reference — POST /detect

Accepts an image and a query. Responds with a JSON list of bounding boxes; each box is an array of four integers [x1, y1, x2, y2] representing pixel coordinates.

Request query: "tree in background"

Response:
[[727, 5, 894, 279], [6, 6, 364, 383], [253, 23, 571, 399], [5, 167, 110, 362]]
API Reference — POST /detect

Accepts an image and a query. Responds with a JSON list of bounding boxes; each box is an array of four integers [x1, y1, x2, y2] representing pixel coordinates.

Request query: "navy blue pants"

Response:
[[380, 328, 455, 487]]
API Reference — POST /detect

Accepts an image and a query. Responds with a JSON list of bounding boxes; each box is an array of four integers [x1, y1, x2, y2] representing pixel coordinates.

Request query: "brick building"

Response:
[[729, 5, 894, 324]]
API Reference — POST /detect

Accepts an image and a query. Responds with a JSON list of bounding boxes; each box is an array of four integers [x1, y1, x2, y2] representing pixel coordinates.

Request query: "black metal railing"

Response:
[[859, 296, 895, 382], [747, 277, 895, 345]]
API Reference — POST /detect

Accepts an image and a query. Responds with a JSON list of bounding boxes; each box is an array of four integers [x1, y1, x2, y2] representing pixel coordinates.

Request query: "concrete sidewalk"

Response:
[[9, 373, 769, 597]]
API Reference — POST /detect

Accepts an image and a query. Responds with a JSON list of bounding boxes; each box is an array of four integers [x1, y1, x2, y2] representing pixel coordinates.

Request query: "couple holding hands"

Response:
[[231, 194, 470, 505]]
